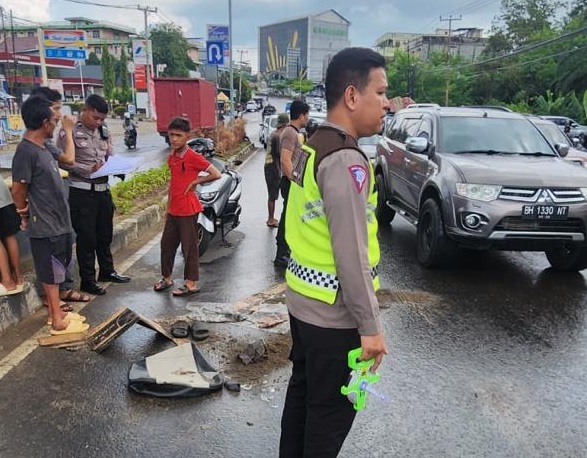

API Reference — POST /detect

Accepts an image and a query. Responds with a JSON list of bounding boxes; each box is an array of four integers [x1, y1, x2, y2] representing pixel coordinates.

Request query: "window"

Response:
[[94, 46, 101, 55], [27, 31, 35, 37], [92, 30, 100, 39]]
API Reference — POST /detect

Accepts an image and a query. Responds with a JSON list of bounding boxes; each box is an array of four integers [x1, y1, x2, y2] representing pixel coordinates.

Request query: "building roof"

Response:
[[58, 65, 103, 80], [259, 9, 350, 28], [0, 36, 39, 54], [12, 17, 135, 35]]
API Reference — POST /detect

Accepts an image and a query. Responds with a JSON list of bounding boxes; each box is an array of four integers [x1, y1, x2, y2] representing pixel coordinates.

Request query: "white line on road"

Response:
[[0, 231, 163, 381]]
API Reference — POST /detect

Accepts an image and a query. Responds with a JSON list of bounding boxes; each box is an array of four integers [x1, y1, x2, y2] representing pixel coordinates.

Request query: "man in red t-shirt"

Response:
[[154, 117, 221, 296]]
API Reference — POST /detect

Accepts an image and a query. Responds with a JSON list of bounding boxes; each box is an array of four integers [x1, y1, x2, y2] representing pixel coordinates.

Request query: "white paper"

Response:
[[145, 343, 212, 388], [89, 155, 140, 179]]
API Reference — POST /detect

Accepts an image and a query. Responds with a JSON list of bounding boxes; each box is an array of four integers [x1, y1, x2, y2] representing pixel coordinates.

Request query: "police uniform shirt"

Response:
[[286, 122, 382, 336], [57, 122, 113, 184]]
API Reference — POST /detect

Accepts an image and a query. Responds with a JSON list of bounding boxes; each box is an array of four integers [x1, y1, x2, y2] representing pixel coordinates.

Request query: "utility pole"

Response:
[[0, 7, 9, 93], [440, 14, 461, 106], [138, 4, 157, 118], [236, 49, 247, 104], [9, 9, 18, 99], [228, 0, 234, 125]]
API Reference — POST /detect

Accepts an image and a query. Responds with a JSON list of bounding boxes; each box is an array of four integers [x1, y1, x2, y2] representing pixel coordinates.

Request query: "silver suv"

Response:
[[374, 106, 587, 271]]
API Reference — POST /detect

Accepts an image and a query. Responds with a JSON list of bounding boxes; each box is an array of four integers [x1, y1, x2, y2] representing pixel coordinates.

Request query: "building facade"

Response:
[[375, 28, 488, 63], [11, 17, 136, 59], [258, 9, 350, 83]]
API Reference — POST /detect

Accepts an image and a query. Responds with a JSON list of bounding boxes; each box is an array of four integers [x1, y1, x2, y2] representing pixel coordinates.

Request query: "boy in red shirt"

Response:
[[154, 117, 221, 296]]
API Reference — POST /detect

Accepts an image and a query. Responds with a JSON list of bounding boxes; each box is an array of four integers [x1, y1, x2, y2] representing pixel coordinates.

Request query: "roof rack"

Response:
[[405, 103, 440, 109]]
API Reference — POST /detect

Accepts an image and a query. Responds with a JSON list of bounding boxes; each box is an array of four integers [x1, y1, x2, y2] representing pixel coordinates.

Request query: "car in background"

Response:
[[259, 114, 278, 149], [358, 134, 383, 163], [374, 105, 587, 272], [528, 115, 587, 167], [246, 100, 258, 112], [262, 104, 277, 119], [540, 115, 587, 145]]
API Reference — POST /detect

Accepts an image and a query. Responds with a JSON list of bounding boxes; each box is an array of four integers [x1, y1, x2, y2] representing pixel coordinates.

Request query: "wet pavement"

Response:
[[0, 108, 586, 457]]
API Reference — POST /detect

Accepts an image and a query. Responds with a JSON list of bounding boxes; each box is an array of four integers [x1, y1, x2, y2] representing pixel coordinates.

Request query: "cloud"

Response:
[[3, 0, 50, 23]]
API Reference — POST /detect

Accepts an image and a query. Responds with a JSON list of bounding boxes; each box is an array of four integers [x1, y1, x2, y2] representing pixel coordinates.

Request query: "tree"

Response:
[[496, 0, 564, 45], [101, 45, 115, 101], [86, 52, 101, 66], [117, 46, 131, 103], [149, 23, 196, 77]]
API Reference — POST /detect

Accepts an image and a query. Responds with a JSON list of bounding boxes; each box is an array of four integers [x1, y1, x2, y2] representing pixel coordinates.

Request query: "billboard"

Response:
[[259, 18, 308, 77], [43, 29, 86, 48]]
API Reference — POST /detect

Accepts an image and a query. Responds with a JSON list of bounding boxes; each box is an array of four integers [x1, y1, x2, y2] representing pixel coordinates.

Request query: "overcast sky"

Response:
[[5, 0, 503, 71]]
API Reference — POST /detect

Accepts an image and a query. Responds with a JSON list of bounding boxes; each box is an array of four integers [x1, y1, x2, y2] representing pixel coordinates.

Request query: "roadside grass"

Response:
[[110, 139, 253, 215]]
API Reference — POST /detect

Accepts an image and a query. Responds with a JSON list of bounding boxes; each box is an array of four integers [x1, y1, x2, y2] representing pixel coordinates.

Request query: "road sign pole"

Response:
[[37, 28, 48, 85]]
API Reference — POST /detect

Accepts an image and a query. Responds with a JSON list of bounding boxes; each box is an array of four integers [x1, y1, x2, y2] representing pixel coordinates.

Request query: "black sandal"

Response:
[[154, 278, 173, 292], [170, 320, 191, 338]]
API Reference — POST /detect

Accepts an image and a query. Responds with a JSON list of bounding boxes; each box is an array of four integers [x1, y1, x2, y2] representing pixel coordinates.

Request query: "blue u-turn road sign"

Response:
[[206, 41, 224, 65]]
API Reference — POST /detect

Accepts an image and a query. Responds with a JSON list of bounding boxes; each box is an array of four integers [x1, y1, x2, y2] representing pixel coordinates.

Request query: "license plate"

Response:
[[522, 205, 569, 220]]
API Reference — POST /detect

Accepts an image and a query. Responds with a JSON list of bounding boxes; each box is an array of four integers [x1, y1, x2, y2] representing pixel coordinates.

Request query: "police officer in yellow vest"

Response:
[[279, 48, 390, 457]]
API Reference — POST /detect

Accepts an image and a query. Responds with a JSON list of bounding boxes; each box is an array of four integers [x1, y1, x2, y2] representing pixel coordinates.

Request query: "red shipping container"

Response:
[[153, 77, 216, 141]]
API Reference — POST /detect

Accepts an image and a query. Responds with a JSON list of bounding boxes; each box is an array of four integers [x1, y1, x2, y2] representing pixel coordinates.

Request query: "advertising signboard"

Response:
[[43, 29, 86, 48]]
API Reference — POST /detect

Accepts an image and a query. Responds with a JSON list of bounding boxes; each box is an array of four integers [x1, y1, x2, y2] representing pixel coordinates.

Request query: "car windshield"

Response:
[[439, 117, 555, 155], [536, 123, 570, 146]]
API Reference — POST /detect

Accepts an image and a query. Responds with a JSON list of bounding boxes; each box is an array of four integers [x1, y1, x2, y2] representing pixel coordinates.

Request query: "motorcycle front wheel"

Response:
[[197, 223, 212, 256]]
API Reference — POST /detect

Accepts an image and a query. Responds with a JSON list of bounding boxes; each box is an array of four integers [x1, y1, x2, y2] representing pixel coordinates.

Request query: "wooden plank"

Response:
[[38, 332, 87, 347], [86, 307, 139, 353], [135, 312, 182, 345]]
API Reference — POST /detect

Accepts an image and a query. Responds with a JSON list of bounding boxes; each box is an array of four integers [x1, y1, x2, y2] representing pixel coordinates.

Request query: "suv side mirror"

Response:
[[555, 143, 569, 158], [406, 136, 429, 154]]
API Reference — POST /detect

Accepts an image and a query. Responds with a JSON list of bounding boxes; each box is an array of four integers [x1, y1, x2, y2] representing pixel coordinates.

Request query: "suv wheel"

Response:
[[416, 198, 451, 268], [545, 245, 587, 271], [375, 174, 395, 227]]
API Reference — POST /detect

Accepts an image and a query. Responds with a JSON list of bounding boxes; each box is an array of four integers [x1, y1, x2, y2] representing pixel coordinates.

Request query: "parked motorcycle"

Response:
[[124, 128, 137, 149], [188, 138, 243, 256]]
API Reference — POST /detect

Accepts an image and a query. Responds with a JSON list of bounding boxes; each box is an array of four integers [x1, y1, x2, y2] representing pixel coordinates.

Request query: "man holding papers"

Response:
[[58, 94, 131, 296]]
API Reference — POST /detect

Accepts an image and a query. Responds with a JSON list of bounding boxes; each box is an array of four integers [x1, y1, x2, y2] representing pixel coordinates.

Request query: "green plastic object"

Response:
[[340, 347, 381, 411]]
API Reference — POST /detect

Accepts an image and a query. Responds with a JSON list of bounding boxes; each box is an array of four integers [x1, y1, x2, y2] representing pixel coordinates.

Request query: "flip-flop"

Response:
[[0, 284, 21, 296], [172, 285, 200, 297], [191, 327, 209, 342], [60, 289, 91, 302], [154, 278, 174, 292], [50, 320, 90, 336], [43, 300, 74, 313], [47, 312, 87, 326], [266, 220, 279, 228], [170, 320, 191, 338]]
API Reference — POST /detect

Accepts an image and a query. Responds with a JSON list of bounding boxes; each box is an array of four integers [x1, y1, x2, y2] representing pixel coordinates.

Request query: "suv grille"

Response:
[[495, 217, 584, 233], [499, 187, 585, 203]]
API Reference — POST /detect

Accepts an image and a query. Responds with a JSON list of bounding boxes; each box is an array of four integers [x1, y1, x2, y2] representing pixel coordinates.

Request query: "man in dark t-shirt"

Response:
[[11, 95, 89, 336]]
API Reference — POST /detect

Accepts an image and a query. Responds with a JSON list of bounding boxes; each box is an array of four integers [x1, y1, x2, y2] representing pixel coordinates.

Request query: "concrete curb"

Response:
[[0, 142, 259, 335]]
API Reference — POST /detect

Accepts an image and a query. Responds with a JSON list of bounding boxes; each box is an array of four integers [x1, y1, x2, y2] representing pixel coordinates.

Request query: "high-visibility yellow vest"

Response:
[[285, 127, 380, 304]]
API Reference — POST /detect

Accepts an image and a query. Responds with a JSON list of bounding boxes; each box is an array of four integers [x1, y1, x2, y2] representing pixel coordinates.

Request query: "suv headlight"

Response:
[[456, 183, 501, 202], [580, 188, 587, 200]]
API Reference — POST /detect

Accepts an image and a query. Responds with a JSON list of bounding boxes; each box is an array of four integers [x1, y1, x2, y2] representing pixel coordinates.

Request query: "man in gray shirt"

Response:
[[279, 48, 389, 457], [11, 95, 88, 335]]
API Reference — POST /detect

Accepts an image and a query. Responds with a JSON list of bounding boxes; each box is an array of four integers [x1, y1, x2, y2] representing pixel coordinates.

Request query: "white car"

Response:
[[246, 100, 258, 112], [259, 114, 278, 148]]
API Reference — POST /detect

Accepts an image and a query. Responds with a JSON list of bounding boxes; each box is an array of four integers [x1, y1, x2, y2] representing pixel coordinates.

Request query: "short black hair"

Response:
[[30, 86, 62, 103], [325, 47, 386, 110], [168, 117, 191, 132], [85, 94, 109, 114], [289, 100, 310, 121], [21, 95, 53, 130]]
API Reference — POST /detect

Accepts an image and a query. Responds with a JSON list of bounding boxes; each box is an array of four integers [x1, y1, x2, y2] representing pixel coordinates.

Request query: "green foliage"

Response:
[[101, 46, 116, 101], [150, 23, 196, 77], [86, 52, 101, 65], [112, 105, 127, 118], [110, 164, 170, 214]]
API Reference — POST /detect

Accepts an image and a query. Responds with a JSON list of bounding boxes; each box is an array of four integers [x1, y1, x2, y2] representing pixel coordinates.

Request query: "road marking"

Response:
[[0, 231, 162, 381]]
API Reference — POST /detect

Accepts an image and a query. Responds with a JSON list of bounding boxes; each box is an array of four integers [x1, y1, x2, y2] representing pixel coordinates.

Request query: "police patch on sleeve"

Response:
[[348, 164, 367, 193]]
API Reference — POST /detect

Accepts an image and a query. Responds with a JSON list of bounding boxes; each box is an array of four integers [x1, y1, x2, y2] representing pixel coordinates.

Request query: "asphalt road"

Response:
[[0, 103, 585, 457]]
